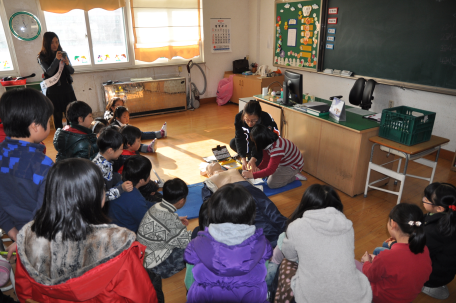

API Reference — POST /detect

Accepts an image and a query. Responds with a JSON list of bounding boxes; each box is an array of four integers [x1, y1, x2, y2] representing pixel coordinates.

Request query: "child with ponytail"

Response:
[[109, 106, 166, 153], [361, 203, 432, 303], [420, 182, 456, 300]]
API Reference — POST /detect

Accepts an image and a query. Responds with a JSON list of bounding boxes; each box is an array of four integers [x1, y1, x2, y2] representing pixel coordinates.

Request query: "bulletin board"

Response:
[[273, 0, 324, 71]]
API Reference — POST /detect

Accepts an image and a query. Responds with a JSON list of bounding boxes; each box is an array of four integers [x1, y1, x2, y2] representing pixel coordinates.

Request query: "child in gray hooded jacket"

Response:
[[275, 184, 372, 303]]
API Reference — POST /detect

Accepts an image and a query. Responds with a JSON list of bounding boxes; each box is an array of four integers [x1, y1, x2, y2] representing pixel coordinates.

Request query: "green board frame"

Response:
[[273, 0, 324, 72], [322, 0, 456, 96]]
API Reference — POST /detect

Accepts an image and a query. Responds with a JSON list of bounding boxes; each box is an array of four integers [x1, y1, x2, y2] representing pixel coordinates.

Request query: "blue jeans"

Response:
[[373, 242, 390, 256]]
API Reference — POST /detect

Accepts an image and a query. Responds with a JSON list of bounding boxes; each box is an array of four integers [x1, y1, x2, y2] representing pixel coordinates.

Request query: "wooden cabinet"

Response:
[[281, 107, 391, 196], [224, 71, 284, 104]]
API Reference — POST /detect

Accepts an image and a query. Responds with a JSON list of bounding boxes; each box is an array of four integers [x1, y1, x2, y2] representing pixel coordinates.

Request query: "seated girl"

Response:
[[104, 97, 124, 120], [201, 162, 287, 246], [274, 184, 372, 303], [15, 158, 158, 303], [184, 183, 272, 303], [421, 183, 456, 299], [110, 106, 166, 153], [361, 203, 432, 303], [242, 124, 306, 189]]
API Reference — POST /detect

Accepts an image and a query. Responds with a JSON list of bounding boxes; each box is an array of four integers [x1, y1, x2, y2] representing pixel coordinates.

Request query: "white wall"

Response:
[[250, 0, 456, 152], [1, 0, 250, 114]]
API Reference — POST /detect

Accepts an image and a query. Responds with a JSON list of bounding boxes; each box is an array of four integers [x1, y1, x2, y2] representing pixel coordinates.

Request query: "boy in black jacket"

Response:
[[53, 101, 98, 161]]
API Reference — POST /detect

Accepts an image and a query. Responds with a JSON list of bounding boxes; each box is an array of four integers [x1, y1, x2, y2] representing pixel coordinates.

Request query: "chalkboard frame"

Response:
[[272, 0, 328, 72], [319, 0, 456, 97], [273, 0, 456, 97]]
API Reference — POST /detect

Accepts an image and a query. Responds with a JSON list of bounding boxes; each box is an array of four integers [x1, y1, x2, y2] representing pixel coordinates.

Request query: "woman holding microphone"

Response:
[[38, 32, 76, 129], [230, 100, 280, 171]]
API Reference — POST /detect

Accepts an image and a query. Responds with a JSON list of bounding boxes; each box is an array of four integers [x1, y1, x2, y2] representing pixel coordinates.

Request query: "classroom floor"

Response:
[[5, 101, 456, 302]]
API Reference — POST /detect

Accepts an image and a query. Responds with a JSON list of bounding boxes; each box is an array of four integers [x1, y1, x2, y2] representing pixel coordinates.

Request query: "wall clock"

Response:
[[9, 11, 41, 41]]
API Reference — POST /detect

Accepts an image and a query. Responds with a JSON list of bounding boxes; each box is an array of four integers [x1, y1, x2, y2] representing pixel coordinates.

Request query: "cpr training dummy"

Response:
[[200, 162, 286, 246]]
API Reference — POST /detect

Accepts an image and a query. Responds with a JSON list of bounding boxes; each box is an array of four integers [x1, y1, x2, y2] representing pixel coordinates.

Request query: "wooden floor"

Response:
[[6, 102, 456, 302]]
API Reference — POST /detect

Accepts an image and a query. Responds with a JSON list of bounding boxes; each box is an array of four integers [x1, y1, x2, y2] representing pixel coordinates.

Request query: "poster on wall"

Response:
[[210, 18, 231, 53], [273, 0, 323, 71]]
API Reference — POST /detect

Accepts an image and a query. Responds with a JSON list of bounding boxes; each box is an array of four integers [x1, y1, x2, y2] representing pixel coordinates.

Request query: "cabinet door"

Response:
[[230, 76, 243, 104], [260, 102, 282, 133], [282, 108, 321, 177]]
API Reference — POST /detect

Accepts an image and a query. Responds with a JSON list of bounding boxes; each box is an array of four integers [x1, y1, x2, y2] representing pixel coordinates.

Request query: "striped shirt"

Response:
[[267, 137, 303, 170], [253, 137, 304, 179]]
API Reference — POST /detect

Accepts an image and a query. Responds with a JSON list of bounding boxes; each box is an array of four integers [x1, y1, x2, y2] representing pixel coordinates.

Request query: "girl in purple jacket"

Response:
[[184, 183, 272, 303]]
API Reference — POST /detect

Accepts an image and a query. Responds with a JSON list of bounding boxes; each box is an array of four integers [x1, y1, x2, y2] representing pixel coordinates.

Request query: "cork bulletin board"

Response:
[[273, 0, 324, 72]]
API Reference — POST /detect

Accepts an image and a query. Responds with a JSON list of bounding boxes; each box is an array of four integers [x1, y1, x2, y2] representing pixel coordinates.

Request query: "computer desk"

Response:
[[253, 95, 391, 197]]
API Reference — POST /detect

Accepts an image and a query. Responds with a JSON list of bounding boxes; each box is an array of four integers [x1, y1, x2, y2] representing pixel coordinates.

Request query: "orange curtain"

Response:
[[40, 0, 125, 13], [131, 0, 201, 62]]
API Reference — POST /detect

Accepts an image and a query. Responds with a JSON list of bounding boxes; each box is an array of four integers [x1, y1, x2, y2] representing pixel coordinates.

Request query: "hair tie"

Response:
[[449, 205, 456, 211], [408, 221, 422, 227], [92, 121, 101, 132]]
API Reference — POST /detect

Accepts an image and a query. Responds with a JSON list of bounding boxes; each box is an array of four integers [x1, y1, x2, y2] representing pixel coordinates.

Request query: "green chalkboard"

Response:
[[273, 0, 323, 71], [322, 0, 456, 93]]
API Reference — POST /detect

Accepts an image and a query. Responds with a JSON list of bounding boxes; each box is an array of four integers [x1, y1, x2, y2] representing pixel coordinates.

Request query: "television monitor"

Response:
[[283, 70, 303, 105]]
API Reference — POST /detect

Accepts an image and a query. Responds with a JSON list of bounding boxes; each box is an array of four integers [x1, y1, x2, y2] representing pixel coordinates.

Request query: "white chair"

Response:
[[364, 141, 441, 204]]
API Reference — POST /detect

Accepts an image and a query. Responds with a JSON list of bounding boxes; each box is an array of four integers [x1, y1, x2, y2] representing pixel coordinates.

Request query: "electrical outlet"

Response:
[[246, 55, 249, 61], [388, 100, 394, 108], [178, 66, 182, 72]]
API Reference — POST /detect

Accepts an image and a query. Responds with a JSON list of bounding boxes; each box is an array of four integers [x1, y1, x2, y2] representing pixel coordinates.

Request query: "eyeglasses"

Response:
[[422, 197, 434, 205], [244, 119, 258, 124]]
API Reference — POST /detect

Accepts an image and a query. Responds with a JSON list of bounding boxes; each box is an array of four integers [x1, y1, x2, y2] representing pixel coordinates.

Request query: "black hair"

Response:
[[389, 203, 426, 254], [66, 101, 92, 125], [91, 117, 108, 134], [0, 88, 54, 138], [198, 201, 209, 231], [242, 100, 262, 120], [109, 106, 129, 124], [38, 32, 63, 64], [424, 182, 456, 237], [250, 124, 279, 151], [163, 178, 189, 204], [106, 97, 125, 111], [207, 183, 256, 225], [120, 125, 142, 149], [97, 126, 123, 153], [31, 158, 109, 241], [122, 155, 152, 187], [287, 184, 343, 228]]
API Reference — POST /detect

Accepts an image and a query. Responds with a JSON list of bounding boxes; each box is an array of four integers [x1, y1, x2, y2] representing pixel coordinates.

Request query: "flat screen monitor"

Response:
[[283, 70, 303, 105]]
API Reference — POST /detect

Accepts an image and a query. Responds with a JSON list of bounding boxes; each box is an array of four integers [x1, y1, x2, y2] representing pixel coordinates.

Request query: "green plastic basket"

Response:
[[379, 106, 435, 146]]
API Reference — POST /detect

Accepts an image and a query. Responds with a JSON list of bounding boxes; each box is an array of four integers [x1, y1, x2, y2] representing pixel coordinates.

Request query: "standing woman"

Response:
[[230, 100, 279, 171], [38, 32, 76, 130]]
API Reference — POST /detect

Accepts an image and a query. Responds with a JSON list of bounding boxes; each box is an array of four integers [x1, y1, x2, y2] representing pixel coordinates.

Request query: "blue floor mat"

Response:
[[176, 180, 302, 219]]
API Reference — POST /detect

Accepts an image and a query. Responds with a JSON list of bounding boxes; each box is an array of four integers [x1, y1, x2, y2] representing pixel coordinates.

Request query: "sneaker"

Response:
[[295, 173, 307, 181], [147, 139, 157, 153], [160, 122, 167, 138], [422, 285, 450, 300]]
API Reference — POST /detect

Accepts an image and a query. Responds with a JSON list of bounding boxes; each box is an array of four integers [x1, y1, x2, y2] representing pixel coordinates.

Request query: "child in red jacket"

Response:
[[15, 158, 158, 303], [361, 203, 432, 303]]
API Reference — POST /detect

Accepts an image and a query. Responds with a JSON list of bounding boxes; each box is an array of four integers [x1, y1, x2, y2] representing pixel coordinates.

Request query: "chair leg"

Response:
[[394, 158, 402, 185], [364, 163, 373, 198], [397, 177, 406, 204]]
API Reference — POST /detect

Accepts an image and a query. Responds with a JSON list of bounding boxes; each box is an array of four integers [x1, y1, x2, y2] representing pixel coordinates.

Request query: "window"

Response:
[[131, 0, 202, 64], [40, 0, 204, 71], [0, 1, 18, 75], [43, 7, 129, 68]]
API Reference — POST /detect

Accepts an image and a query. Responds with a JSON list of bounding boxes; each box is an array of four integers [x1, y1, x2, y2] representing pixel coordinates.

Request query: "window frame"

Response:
[[0, 0, 21, 77], [37, 0, 135, 72], [36, 0, 205, 73]]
